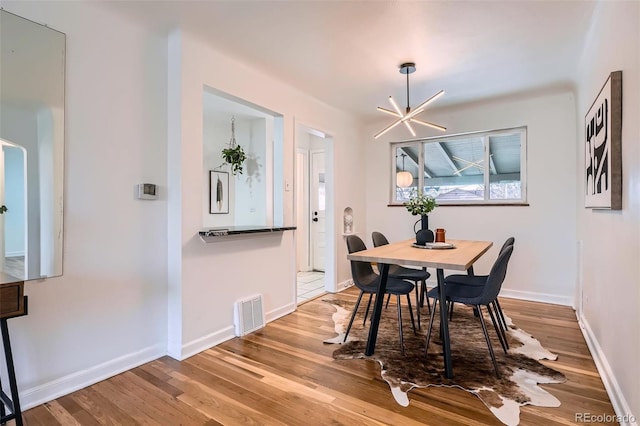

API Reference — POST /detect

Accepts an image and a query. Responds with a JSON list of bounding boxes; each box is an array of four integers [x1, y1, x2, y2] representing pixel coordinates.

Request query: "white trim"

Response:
[[176, 302, 296, 360], [335, 279, 354, 292], [578, 312, 639, 426], [19, 343, 165, 411], [422, 278, 574, 307], [180, 326, 236, 360], [499, 288, 574, 307], [4, 251, 25, 257]]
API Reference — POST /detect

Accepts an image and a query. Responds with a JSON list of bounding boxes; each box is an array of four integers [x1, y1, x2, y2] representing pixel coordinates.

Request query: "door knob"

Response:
[[312, 218, 318, 222]]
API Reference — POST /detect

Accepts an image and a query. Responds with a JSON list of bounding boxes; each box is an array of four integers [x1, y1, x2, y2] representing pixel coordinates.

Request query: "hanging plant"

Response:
[[221, 116, 247, 175], [222, 144, 247, 175], [0, 205, 7, 215]]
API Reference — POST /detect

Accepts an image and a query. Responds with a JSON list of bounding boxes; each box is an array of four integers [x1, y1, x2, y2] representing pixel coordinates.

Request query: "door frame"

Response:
[[309, 148, 326, 272], [1, 139, 28, 278], [294, 120, 336, 295]]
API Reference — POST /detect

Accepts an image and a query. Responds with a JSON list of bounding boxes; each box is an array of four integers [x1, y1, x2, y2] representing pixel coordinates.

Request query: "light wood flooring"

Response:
[[20, 288, 616, 425]]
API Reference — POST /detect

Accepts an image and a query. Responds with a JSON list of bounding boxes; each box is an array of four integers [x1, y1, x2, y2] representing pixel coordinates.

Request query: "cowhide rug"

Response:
[[323, 299, 565, 426]]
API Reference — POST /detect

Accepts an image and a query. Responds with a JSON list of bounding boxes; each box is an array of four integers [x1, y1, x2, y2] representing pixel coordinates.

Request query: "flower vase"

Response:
[[415, 214, 434, 245]]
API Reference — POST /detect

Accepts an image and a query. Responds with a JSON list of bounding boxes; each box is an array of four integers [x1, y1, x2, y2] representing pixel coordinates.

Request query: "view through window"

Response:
[[391, 127, 526, 205]]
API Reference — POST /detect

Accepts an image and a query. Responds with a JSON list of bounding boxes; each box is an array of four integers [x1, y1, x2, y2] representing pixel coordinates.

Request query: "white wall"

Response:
[[3, 145, 25, 256], [575, 1, 639, 422], [3, 1, 168, 408], [167, 29, 365, 359], [366, 91, 577, 305]]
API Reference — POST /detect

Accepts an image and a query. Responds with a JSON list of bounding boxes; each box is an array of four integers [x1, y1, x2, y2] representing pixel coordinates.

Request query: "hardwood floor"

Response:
[[21, 288, 616, 425]]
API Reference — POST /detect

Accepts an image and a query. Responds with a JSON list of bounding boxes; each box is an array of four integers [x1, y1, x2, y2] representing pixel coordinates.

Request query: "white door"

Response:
[[310, 150, 325, 271]]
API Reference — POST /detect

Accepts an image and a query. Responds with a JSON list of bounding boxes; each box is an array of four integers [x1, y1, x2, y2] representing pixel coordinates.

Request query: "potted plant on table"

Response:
[[405, 190, 437, 232]]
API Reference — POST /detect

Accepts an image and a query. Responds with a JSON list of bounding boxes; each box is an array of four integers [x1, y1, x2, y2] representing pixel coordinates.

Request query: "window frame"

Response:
[[389, 126, 528, 206]]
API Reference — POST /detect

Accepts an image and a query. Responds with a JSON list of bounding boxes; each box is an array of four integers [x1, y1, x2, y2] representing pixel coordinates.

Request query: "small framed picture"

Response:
[[210, 171, 229, 214]]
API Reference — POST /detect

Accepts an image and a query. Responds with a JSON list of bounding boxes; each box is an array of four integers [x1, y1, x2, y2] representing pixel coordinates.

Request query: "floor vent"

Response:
[[234, 294, 265, 337]]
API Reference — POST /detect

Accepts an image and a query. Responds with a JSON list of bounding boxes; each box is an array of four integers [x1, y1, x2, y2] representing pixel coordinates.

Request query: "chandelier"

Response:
[[374, 63, 446, 139]]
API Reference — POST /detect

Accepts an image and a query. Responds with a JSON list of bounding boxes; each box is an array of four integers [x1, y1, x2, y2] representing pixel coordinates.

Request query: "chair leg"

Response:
[[419, 280, 431, 314], [413, 281, 421, 329], [477, 305, 500, 378], [406, 294, 417, 335], [495, 299, 508, 332], [385, 293, 391, 309], [363, 293, 374, 326], [424, 298, 439, 358], [487, 303, 508, 354], [396, 296, 405, 356], [449, 301, 455, 321], [344, 290, 364, 342]]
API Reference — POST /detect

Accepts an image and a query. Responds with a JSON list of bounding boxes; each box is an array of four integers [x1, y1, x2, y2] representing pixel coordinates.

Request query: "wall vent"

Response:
[[234, 294, 265, 336]]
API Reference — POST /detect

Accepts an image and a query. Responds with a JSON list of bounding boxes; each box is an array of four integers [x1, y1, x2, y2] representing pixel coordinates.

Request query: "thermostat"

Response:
[[137, 183, 158, 200]]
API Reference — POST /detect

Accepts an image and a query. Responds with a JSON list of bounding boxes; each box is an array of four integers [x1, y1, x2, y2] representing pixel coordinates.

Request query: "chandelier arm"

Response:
[[403, 120, 416, 137], [377, 107, 402, 117], [405, 90, 445, 120], [388, 96, 404, 117], [409, 118, 447, 132], [374, 119, 403, 139]]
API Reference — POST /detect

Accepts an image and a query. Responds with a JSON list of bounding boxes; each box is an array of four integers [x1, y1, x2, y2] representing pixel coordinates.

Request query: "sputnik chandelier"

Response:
[[374, 62, 446, 139]]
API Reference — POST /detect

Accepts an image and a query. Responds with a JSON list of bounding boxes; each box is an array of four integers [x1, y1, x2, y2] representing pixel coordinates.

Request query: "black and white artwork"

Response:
[[585, 71, 622, 210], [210, 171, 229, 214]]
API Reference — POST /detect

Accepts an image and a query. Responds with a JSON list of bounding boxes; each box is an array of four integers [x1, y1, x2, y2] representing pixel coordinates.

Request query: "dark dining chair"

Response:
[[372, 231, 431, 327], [424, 245, 514, 378], [444, 237, 515, 345], [345, 235, 417, 355]]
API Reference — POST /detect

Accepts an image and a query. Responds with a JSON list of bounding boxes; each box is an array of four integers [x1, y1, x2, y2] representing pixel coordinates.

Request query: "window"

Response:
[[390, 127, 527, 205]]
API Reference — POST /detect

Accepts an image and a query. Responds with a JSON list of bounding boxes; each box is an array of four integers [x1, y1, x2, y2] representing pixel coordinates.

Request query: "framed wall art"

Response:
[[585, 71, 622, 210], [210, 170, 229, 214]]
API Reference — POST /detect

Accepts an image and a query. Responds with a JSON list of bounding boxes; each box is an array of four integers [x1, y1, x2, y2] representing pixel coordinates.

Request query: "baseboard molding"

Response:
[[266, 302, 296, 323], [578, 313, 638, 426], [335, 279, 353, 292], [20, 343, 165, 411], [498, 288, 573, 307], [178, 302, 296, 361], [180, 326, 236, 360], [422, 278, 574, 307], [5, 251, 25, 257]]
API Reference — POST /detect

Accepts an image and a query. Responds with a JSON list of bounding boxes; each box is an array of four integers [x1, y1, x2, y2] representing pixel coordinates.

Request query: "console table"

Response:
[[0, 281, 27, 426]]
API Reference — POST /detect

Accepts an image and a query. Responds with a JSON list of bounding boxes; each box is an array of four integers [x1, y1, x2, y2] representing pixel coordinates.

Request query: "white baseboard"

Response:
[[5, 251, 25, 257], [20, 343, 165, 411], [578, 313, 638, 426], [335, 279, 353, 292], [266, 302, 296, 323], [180, 326, 236, 360], [498, 288, 573, 307], [177, 302, 296, 361]]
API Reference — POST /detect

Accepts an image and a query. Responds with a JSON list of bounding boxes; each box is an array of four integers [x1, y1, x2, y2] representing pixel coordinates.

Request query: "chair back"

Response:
[[499, 237, 515, 254], [371, 231, 390, 247], [478, 245, 514, 305], [346, 235, 378, 290]]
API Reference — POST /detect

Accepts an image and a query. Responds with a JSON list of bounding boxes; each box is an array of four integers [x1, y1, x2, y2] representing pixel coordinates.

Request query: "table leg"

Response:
[[1, 319, 23, 426], [365, 263, 389, 356], [437, 268, 453, 378]]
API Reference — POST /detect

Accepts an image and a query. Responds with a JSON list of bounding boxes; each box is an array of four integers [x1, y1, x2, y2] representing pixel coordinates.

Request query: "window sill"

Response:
[[387, 203, 530, 207]]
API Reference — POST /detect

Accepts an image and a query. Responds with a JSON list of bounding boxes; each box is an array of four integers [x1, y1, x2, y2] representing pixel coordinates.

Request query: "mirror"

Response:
[[0, 10, 65, 283]]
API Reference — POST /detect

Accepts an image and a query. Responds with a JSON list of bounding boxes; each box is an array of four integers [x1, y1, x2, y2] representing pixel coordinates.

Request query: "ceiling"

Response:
[[102, 1, 596, 122]]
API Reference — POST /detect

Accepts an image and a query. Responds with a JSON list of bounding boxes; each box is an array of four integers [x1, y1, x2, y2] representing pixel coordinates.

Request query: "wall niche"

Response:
[[202, 87, 284, 229]]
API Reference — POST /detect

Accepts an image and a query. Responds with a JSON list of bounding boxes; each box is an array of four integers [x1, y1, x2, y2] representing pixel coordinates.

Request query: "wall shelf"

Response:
[[199, 226, 296, 243]]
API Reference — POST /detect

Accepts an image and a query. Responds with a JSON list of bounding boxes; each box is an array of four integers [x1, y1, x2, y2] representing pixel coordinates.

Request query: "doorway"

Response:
[[295, 123, 335, 304], [1, 139, 27, 282]]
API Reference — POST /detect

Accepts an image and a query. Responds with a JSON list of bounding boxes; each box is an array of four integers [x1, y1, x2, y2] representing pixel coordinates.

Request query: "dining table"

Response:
[[346, 238, 493, 379]]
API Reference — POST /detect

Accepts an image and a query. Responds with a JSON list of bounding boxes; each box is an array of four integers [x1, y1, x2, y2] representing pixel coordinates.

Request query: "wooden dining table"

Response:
[[347, 238, 493, 378]]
